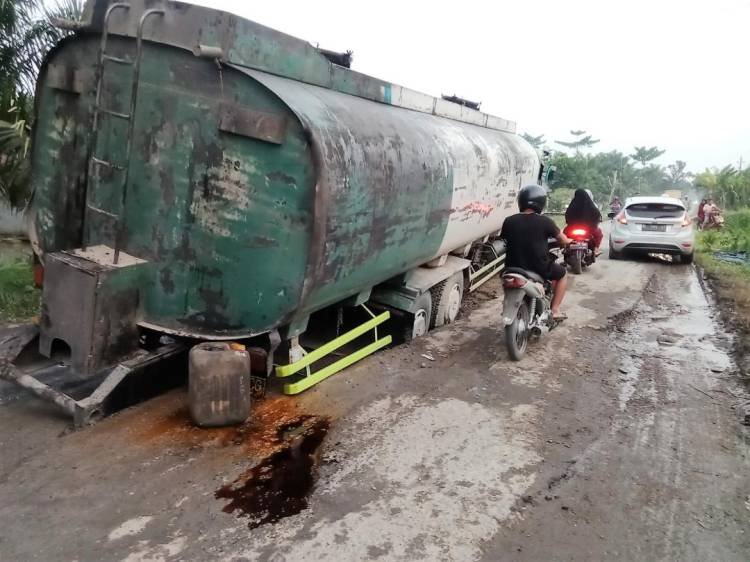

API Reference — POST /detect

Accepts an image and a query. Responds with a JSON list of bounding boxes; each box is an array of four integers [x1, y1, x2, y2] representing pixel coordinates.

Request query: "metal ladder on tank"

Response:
[[84, 3, 164, 263]]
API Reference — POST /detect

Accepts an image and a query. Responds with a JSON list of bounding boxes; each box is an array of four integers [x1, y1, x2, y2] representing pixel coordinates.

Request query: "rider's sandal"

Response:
[[552, 312, 568, 321]]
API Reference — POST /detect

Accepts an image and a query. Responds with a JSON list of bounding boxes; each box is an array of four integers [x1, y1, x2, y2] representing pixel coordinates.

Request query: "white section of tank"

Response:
[[437, 135, 538, 257]]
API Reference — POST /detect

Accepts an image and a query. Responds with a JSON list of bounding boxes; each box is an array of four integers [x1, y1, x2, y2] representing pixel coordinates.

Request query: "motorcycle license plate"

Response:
[[569, 242, 588, 250], [642, 224, 666, 232]]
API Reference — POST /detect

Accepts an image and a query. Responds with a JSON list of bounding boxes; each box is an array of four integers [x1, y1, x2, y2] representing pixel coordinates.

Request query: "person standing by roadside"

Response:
[[697, 198, 707, 228], [703, 199, 715, 228]]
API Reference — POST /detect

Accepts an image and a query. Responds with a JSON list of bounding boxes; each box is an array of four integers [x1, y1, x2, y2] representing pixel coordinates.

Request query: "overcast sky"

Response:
[[190, 0, 749, 172]]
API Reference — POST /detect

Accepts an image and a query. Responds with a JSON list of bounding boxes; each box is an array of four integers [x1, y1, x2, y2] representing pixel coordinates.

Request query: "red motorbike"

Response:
[[562, 225, 596, 274]]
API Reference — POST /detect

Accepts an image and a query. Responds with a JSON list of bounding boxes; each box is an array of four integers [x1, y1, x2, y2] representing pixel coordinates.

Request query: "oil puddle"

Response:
[[215, 416, 330, 529]]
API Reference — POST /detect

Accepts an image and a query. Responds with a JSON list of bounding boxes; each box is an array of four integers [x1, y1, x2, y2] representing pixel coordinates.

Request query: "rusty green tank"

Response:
[[27, 0, 540, 391]]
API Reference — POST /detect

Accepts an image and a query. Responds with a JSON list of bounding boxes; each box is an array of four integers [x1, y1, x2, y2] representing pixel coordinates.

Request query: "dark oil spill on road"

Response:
[[215, 416, 331, 529]]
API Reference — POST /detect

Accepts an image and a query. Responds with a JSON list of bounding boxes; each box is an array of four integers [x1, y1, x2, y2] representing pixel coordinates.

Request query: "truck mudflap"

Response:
[[0, 324, 186, 426]]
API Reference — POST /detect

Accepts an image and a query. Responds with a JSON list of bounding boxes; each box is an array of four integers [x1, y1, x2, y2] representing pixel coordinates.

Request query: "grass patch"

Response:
[[0, 256, 41, 323], [696, 209, 750, 290], [697, 209, 750, 254], [548, 213, 566, 228], [696, 209, 750, 375]]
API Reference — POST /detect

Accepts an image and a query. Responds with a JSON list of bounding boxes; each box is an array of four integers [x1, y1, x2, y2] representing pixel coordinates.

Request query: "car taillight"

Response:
[[616, 212, 628, 225], [571, 228, 588, 237], [681, 213, 691, 227], [502, 276, 527, 289]]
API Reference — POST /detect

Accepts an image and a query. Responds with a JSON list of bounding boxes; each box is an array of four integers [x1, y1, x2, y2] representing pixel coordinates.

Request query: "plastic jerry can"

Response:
[[188, 342, 252, 427]]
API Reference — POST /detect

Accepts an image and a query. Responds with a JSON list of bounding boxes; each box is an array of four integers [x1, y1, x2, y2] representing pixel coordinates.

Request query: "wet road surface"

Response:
[[0, 250, 748, 561]]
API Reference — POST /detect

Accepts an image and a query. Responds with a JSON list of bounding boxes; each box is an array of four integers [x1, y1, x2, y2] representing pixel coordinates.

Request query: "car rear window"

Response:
[[626, 203, 684, 218]]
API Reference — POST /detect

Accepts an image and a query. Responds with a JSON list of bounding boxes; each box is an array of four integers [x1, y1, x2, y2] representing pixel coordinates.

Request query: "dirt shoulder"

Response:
[[697, 253, 750, 379]]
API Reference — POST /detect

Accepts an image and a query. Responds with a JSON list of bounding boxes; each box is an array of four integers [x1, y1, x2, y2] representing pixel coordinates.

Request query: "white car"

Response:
[[609, 196, 695, 263]]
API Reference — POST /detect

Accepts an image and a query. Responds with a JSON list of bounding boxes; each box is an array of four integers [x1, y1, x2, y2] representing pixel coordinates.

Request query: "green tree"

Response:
[[555, 130, 600, 154], [548, 149, 643, 203], [630, 146, 665, 168], [547, 187, 575, 213], [521, 133, 546, 149], [694, 168, 718, 195], [693, 165, 750, 209], [664, 160, 692, 187], [0, 0, 83, 208], [629, 146, 666, 195]]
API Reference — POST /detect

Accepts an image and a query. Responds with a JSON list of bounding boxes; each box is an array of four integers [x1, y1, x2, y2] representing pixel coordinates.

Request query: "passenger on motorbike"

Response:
[[697, 198, 707, 227], [564, 188, 603, 256], [501, 184, 571, 320], [703, 199, 721, 228]]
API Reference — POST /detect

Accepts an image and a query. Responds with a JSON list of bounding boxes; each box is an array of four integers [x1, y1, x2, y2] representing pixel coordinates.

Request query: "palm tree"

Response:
[[0, 0, 83, 209]]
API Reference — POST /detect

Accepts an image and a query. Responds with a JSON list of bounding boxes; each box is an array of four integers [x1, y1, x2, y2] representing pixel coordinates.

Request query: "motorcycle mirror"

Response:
[[607, 212, 616, 219]]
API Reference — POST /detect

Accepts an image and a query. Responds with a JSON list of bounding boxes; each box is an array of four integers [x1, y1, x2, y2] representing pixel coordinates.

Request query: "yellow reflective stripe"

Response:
[[282, 336, 392, 395], [276, 311, 390, 377]]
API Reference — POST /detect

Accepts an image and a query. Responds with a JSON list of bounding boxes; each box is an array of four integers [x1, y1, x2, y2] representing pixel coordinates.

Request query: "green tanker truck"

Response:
[[2, 0, 543, 424]]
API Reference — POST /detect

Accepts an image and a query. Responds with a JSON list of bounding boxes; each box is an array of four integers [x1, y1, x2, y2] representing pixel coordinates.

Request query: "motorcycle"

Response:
[[701, 212, 725, 230], [562, 225, 595, 274], [501, 242, 563, 361]]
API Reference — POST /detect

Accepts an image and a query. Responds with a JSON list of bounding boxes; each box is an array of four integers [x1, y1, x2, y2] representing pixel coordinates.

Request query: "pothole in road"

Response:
[[215, 416, 330, 529]]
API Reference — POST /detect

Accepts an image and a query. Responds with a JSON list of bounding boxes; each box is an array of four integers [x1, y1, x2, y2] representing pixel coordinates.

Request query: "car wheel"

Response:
[[608, 244, 622, 260], [681, 252, 694, 264]]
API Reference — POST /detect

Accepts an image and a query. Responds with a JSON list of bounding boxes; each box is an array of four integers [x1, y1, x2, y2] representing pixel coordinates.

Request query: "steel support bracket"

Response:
[[275, 306, 392, 395], [1, 340, 186, 427]]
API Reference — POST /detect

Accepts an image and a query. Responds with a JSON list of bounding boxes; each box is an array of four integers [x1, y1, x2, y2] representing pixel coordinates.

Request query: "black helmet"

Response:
[[518, 184, 547, 213]]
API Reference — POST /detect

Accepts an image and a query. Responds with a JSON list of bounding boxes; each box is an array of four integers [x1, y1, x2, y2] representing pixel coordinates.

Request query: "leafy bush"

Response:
[[547, 188, 575, 213], [0, 256, 40, 322], [697, 209, 750, 254]]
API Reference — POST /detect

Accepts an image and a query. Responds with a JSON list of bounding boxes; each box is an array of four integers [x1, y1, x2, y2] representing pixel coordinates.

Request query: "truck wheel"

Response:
[[430, 272, 464, 328], [402, 291, 432, 342]]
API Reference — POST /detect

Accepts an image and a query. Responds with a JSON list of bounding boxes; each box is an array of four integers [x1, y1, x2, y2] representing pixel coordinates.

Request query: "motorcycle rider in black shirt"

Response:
[[500, 184, 571, 320]]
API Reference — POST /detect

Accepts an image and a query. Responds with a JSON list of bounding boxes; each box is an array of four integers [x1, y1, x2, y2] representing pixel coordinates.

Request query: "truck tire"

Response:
[[402, 291, 432, 342], [430, 272, 464, 328]]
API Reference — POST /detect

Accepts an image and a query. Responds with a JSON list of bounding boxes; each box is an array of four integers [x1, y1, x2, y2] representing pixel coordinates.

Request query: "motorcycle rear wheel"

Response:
[[569, 250, 583, 274], [505, 300, 530, 361]]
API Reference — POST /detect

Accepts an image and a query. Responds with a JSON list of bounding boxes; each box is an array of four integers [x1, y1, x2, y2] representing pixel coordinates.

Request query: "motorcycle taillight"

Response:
[[502, 276, 527, 289]]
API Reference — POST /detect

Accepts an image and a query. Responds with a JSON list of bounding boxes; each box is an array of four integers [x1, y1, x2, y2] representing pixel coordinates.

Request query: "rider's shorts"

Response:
[[544, 262, 567, 281]]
